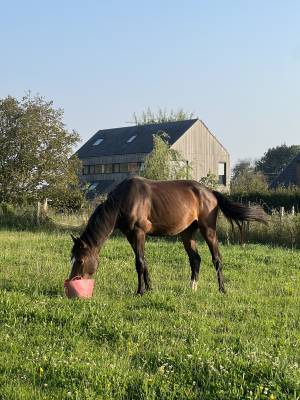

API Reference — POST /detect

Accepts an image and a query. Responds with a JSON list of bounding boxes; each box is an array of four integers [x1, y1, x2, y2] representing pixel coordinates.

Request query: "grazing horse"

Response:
[[69, 177, 267, 294]]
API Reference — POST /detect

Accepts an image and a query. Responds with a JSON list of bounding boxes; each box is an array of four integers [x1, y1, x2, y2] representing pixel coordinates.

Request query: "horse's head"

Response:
[[69, 235, 99, 279]]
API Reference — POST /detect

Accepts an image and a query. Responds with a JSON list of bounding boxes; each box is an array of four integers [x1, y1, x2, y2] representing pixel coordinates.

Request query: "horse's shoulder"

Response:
[[113, 177, 151, 199]]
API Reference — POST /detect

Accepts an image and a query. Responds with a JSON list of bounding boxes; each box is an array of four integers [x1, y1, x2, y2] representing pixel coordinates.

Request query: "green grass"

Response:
[[0, 230, 299, 399]]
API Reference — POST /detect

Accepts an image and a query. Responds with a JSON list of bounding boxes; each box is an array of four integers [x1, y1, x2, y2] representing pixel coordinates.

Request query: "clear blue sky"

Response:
[[1, 0, 300, 165]]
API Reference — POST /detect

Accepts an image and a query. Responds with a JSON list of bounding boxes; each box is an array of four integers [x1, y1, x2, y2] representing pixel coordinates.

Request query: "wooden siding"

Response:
[[170, 120, 230, 188]]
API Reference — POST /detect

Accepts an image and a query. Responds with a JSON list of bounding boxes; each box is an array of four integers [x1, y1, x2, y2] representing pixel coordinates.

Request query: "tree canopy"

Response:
[[232, 159, 254, 181], [132, 107, 195, 125], [255, 144, 300, 180], [133, 108, 194, 180], [231, 159, 268, 194], [0, 93, 83, 207], [199, 172, 219, 190], [141, 131, 191, 180]]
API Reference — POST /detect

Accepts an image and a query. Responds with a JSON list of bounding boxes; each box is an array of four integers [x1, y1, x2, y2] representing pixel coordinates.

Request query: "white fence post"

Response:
[[280, 207, 285, 221], [291, 206, 295, 216]]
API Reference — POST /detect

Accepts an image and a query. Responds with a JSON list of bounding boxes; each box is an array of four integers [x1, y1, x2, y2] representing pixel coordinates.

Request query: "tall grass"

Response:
[[0, 203, 48, 230], [217, 213, 300, 249]]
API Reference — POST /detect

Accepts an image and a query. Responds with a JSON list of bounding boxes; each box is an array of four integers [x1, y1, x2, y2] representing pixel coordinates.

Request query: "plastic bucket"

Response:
[[64, 276, 95, 299]]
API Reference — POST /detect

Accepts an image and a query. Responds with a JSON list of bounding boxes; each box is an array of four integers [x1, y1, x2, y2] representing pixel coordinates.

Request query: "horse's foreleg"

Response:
[[126, 228, 148, 295], [135, 254, 145, 295], [143, 262, 152, 291], [181, 229, 201, 292]]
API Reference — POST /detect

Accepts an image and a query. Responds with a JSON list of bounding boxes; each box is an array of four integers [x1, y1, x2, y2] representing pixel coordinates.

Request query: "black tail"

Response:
[[213, 191, 267, 226]]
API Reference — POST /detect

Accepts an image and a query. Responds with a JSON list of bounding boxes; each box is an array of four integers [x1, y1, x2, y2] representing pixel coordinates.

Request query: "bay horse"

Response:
[[69, 177, 267, 294]]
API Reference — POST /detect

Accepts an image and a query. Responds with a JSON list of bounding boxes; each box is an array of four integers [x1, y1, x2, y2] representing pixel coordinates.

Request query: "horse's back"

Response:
[[113, 177, 217, 235]]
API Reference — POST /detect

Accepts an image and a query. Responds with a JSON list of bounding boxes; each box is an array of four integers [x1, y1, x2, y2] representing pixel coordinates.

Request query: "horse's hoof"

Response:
[[190, 280, 198, 292]]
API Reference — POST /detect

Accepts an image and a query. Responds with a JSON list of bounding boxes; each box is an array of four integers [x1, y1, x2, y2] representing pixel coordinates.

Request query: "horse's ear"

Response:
[[70, 235, 87, 248], [78, 238, 88, 249]]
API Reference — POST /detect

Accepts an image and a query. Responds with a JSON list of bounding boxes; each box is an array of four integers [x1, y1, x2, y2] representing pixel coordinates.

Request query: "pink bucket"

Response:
[[64, 276, 95, 299]]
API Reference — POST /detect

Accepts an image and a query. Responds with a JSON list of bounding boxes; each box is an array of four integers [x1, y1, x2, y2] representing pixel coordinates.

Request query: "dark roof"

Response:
[[85, 180, 115, 199], [271, 152, 300, 187], [76, 119, 198, 158]]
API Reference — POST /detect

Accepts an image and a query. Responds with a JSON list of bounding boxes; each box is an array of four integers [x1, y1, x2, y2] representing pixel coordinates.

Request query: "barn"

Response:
[[75, 119, 230, 198], [271, 151, 300, 188]]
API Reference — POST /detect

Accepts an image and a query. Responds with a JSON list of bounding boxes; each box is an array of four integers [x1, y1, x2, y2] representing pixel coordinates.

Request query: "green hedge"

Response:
[[229, 191, 300, 213]]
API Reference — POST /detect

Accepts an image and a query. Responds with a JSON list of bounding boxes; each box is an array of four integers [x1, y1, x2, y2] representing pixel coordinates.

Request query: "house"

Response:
[[75, 119, 230, 198], [271, 151, 300, 188]]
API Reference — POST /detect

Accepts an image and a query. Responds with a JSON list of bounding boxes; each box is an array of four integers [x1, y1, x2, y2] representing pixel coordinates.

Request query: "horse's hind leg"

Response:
[[199, 221, 225, 293], [126, 228, 150, 295], [181, 226, 201, 292]]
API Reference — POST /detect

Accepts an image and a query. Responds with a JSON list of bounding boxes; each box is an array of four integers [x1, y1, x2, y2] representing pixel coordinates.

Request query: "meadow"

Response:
[[0, 228, 299, 400]]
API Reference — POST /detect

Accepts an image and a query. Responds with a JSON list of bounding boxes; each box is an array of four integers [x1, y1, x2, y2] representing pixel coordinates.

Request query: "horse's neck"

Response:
[[81, 201, 118, 250]]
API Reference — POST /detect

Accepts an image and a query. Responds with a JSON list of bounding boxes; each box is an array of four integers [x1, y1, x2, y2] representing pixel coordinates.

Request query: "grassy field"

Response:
[[0, 229, 299, 400]]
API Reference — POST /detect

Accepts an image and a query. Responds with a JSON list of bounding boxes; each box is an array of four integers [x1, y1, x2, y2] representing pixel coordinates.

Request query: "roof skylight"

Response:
[[93, 138, 103, 146], [88, 182, 98, 191], [127, 135, 137, 143]]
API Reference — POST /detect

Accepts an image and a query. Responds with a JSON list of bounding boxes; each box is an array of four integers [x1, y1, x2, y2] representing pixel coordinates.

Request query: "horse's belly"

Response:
[[150, 213, 197, 236]]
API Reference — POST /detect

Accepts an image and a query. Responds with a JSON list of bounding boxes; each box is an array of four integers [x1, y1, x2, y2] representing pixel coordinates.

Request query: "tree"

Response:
[[232, 159, 254, 181], [199, 172, 219, 190], [141, 131, 192, 180], [230, 159, 268, 193], [133, 107, 195, 125], [255, 144, 300, 181], [0, 93, 83, 206]]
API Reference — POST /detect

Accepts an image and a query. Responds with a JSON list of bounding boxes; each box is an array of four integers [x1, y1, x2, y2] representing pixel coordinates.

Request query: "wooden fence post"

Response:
[[246, 201, 250, 237], [43, 198, 48, 216], [37, 201, 41, 225], [280, 207, 285, 221]]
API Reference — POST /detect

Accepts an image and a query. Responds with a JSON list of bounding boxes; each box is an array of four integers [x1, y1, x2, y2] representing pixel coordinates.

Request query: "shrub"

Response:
[[0, 203, 54, 230], [229, 189, 300, 213]]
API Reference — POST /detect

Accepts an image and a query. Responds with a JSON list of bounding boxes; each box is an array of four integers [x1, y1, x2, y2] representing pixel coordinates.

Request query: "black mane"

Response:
[[80, 190, 120, 248]]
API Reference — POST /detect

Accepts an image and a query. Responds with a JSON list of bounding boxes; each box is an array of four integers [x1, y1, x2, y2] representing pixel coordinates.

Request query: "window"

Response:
[[95, 164, 104, 174], [120, 163, 128, 173], [83, 165, 89, 175], [218, 162, 226, 185], [89, 165, 95, 174], [113, 163, 120, 173], [93, 138, 103, 146], [88, 182, 98, 191], [104, 164, 112, 174], [127, 135, 137, 143]]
